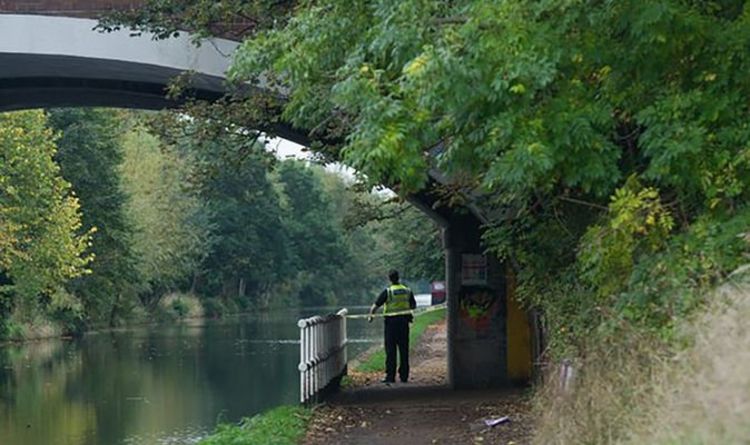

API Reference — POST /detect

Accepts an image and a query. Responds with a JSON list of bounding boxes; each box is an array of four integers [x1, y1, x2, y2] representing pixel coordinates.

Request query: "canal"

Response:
[[0, 307, 381, 445]]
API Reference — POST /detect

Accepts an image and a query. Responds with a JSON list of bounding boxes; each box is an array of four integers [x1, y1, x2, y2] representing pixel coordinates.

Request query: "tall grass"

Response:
[[629, 280, 750, 444], [532, 330, 669, 444], [532, 279, 750, 445]]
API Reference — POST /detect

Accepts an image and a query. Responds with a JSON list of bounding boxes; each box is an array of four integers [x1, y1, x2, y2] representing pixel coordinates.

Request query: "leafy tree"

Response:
[[376, 204, 443, 282], [202, 154, 291, 308], [48, 109, 139, 326], [276, 160, 352, 305], [152, 114, 293, 309], [341, 189, 443, 284], [120, 121, 212, 305], [0, 111, 91, 326], [103, 1, 750, 349]]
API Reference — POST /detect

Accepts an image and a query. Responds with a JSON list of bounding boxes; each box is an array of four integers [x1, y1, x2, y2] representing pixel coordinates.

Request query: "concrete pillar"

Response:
[[444, 214, 510, 389]]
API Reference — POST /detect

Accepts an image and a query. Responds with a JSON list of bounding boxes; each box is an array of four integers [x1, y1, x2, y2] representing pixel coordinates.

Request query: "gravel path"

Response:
[[304, 321, 533, 445]]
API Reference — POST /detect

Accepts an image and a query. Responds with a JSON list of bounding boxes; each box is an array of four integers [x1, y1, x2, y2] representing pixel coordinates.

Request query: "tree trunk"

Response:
[[109, 293, 120, 328], [238, 277, 246, 298]]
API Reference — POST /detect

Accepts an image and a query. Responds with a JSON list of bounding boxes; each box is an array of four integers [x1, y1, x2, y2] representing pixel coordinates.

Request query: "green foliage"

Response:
[[0, 111, 92, 322], [225, 0, 750, 353], [120, 121, 212, 304], [146, 109, 442, 309], [201, 298, 226, 319], [276, 160, 352, 306], [48, 109, 139, 326], [225, 0, 750, 207], [99, 1, 750, 363], [523, 205, 750, 357], [171, 298, 190, 318], [199, 405, 310, 445], [579, 178, 675, 298], [196, 138, 291, 308], [115, 0, 750, 317], [341, 187, 443, 284], [374, 203, 443, 282]]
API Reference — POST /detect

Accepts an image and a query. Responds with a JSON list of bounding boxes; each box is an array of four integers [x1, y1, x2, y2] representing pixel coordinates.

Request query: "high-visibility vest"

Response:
[[384, 284, 411, 315]]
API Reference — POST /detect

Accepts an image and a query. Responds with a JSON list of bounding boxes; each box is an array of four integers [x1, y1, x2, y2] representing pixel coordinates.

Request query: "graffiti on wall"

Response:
[[458, 285, 501, 334]]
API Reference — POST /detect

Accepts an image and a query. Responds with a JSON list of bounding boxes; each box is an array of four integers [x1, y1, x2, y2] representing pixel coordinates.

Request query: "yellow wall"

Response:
[[506, 270, 533, 381]]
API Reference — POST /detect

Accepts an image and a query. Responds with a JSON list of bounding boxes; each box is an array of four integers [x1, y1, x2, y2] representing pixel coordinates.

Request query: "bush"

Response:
[[51, 308, 86, 337], [0, 320, 24, 341], [202, 299, 225, 319], [152, 305, 177, 323], [171, 298, 190, 318]]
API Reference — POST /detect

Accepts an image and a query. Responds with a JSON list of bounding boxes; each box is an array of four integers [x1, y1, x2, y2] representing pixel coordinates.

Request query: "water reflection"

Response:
[[0, 307, 380, 445]]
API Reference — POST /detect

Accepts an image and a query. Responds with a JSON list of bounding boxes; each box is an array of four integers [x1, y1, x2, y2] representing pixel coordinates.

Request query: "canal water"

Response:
[[0, 307, 381, 445]]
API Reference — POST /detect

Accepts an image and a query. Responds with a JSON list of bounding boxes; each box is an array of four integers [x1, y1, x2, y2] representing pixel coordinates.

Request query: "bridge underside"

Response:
[[0, 53, 224, 112], [409, 185, 536, 389]]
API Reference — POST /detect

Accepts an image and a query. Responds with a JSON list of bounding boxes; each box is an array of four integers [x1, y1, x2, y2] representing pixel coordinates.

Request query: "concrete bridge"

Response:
[[0, 2, 538, 390], [0, 13, 233, 112]]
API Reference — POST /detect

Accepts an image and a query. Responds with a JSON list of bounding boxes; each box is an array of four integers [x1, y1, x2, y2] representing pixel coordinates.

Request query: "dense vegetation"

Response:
[[2, 0, 749, 442], [102, 1, 750, 442], [100, 0, 750, 346], [0, 108, 442, 338], [0, 111, 92, 338]]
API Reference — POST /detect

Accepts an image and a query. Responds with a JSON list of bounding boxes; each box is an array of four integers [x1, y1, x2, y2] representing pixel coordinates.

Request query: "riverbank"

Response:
[[0, 293, 287, 346], [199, 405, 311, 445], [197, 308, 450, 445]]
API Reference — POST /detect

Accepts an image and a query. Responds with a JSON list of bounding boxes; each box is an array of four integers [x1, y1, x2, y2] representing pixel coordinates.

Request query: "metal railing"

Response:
[[297, 308, 348, 404]]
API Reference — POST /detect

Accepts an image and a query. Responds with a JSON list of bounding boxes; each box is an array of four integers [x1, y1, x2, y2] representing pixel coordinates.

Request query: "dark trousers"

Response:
[[384, 316, 410, 381]]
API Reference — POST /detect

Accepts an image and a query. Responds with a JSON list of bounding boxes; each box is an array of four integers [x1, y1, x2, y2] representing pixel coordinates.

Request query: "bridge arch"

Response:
[[0, 14, 236, 112]]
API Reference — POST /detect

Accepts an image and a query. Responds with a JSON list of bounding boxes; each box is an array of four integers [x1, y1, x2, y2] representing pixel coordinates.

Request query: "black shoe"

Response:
[[381, 377, 395, 384], [400, 378, 408, 383]]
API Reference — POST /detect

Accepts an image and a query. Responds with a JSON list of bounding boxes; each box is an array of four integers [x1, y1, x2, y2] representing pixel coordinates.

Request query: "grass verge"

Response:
[[199, 405, 311, 445], [531, 279, 750, 444], [355, 307, 446, 373]]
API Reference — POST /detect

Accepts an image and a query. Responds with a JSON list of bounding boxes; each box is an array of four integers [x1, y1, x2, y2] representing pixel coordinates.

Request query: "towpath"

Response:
[[304, 320, 533, 444]]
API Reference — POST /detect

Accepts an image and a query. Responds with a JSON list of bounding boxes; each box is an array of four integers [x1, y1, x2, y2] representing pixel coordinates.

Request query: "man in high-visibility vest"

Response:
[[368, 269, 417, 384]]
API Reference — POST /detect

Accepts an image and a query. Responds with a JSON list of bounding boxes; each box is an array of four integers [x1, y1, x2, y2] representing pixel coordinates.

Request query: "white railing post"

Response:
[[299, 324, 305, 404], [312, 322, 318, 398], [297, 308, 349, 405]]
